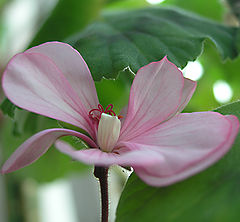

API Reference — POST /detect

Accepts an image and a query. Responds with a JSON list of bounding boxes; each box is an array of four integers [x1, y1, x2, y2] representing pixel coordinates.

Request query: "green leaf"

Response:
[[226, 0, 240, 23], [161, 0, 224, 21], [68, 7, 240, 80], [116, 101, 240, 222], [216, 100, 240, 117], [0, 98, 17, 118], [30, 0, 104, 46], [106, 0, 148, 9], [95, 66, 134, 112]]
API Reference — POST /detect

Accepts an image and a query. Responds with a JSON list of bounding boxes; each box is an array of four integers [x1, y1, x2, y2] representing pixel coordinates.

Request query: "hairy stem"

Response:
[[94, 166, 109, 222]]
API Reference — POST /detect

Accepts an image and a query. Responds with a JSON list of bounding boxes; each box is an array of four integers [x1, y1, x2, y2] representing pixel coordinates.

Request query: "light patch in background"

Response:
[[183, 61, 204, 81], [38, 179, 77, 222], [146, 0, 166, 5], [2, 0, 38, 59], [213, 80, 233, 103], [1, 0, 57, 63]]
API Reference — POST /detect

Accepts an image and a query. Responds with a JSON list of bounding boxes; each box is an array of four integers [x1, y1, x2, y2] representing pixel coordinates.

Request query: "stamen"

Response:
[[89, 104, 120, 121], [98, 104, 104, 112], [88, 104, 104, 120], [105, 104, 116, 116]]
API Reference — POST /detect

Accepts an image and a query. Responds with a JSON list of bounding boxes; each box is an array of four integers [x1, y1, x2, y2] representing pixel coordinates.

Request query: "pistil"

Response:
[[97, 113, 121, 152]]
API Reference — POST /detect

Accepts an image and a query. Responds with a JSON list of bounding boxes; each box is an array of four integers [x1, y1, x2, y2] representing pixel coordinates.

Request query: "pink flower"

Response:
[[1, 42, 239, 186]]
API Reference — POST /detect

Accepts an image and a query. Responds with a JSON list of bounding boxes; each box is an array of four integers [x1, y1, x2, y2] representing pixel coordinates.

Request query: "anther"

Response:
[[89, 104, 119, 121]]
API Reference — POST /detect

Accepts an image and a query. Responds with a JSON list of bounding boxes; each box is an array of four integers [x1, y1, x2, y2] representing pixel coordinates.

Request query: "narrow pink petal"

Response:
[[55, 140, 162, 167], [130, 112, 239, 186], [177, 78, 196, 113], [26, 42, 99, 112], [2, 52, 95, 137], [119, 78, 196, 126], [120, 57, 184, 141], [1, 129, 97, 174], [119, 105, 128, 124]]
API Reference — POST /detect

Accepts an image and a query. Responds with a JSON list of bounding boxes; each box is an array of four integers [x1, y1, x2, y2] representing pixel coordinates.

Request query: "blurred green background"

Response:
[[0, 0, 239, 221]]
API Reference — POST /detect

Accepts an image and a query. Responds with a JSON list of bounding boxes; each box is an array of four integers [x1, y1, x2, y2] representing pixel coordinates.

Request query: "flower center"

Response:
[[89, 104, 123, 121], [97, 113, 121, 152], [89, 104, 122, 152], [89, 104, 117, 121]]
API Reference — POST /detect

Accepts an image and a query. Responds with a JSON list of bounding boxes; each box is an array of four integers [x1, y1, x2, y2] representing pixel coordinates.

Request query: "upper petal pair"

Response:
[[2, 42, 99, 138], [3, 42, 196, 142]]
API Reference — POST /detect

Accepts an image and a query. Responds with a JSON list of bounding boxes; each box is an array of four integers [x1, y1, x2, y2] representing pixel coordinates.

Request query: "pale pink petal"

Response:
[[177, 78, 196, 113], [118, 78, 196, 126], [26, 42, 99, 111], [2, 52, 95, 137], [129, 112, 239, 186], [119, 57, 184, 141], [1, 129, 97, 174], [119, 105, 128, 124], [55, 140, 162, 167]]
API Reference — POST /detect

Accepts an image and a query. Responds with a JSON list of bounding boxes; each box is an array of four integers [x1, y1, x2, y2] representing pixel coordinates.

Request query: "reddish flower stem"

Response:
[[94, 166, 109, 222]]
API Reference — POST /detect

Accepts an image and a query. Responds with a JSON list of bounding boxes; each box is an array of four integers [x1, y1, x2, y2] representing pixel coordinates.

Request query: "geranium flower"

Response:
[[1, 42, 239, 186]]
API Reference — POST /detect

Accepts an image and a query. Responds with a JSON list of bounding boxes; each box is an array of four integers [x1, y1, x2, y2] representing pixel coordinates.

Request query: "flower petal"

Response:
[[55, 140, 162, 167], [26, 42, 99, 111], [2, 52, 95, 136], [119, 77, 196, 127], [1, 129, 97, 174], [120, 57, 184, 141], [119, 105, 128, 124], [129, 112, 239, 186], [177, 77, 196, 113]]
